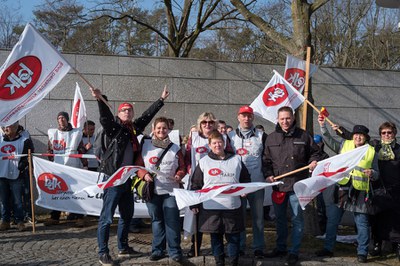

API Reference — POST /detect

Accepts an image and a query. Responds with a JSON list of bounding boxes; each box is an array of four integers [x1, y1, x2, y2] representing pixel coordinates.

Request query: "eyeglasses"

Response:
[[381, 131, 393, 135], [201, 121, 215, 125], [119, 108, 132, 113]]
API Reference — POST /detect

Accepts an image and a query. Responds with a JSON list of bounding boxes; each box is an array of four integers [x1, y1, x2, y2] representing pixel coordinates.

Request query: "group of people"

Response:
[[1, 85, 399, 266]]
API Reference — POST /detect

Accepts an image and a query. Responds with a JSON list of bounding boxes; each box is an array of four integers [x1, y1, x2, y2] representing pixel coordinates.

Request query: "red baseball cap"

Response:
[[118, 102, 133, 112], [238, 105, 253, 115]]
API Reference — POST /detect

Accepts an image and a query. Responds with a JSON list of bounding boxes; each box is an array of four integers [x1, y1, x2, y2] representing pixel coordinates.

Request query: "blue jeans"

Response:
[[240, 189, 265, 251], [146, 194, 182, 258], [211, 232, 240, 258], [324, 203, 344, 252], [354, 212, 370, 256], [0, 177, 24, 223], [273, 191, 304, 255], [97, 181, 134, 255]]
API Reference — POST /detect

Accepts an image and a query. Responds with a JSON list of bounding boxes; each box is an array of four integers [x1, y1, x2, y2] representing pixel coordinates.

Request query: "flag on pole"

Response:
[[71, 82, 87, 129], [250, 71, 305, 123], [294, 145, 370, 210], [173, 181, 282, 210], [284, 54, 318, 93], [0, 23, 71, 126]]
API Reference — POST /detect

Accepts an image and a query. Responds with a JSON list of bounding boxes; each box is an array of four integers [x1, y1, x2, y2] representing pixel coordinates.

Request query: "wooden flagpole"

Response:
[[301, 47, 312, 130], [273, 165, 311, 181], [303, 98, 342, 134], [72, 67, 112, 109], [28, 149, 36, 233]]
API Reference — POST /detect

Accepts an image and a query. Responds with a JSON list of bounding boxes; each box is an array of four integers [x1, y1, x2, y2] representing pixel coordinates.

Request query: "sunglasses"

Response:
[[381, 131, 393, 135], [119, 108, 133, 113], [201, 121, 215, 125]]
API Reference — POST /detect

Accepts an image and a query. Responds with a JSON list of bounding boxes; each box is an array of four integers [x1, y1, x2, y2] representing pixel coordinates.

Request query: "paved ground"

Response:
[[0, 218, 398, 266]]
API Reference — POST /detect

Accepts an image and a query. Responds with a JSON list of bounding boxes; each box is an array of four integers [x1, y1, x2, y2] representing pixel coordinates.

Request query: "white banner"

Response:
[[32, 157, 151, 218], [294, 145, 369, 210], [173, 181, 282, 210], [284, 54, 318, 94], [71, 82, 87, 129], [250, 71, 305, 123], [0, 23, 71, 126]]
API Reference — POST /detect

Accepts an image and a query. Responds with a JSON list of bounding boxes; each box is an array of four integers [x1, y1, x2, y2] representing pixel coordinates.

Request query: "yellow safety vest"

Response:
[[337, 140, 375, 191]]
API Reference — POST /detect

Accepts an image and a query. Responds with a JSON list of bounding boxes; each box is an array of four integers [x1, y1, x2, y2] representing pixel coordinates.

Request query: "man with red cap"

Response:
[[227, 105, 268, 258], [91, 86, 169, 266]]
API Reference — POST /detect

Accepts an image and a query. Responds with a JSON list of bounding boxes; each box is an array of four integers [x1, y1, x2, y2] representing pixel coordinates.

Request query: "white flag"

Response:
[[250, 71, 305, 123], [32, 157, 152, 218], [0, 23, 71, 126], [173, 182, 282, 210], [284, 54, 318, 94], [294, 145, 370, 210], [71, 83, 87, 129]]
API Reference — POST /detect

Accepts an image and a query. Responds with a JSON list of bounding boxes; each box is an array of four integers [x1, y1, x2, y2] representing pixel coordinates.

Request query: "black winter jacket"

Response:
[[97, 97, 164, 177], [263, 122, 322, 192]]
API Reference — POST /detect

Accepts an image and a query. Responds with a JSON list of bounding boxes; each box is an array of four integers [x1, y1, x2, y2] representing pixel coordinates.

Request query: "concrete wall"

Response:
[[1, 50, 400, 154]]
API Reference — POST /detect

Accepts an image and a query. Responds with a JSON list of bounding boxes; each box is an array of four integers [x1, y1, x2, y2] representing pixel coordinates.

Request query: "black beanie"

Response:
[[57, 111, 69, 122]]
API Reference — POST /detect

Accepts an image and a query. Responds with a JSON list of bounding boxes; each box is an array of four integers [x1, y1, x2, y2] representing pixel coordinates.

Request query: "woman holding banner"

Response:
[[135, 117, 186, 263], [316, 115, 379, 263], [190, 130, 250, 266]]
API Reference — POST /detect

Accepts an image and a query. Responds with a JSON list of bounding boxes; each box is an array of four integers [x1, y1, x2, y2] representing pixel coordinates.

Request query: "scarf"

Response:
[[121, 120, 139, 151], [152, 136, 172, 149], [378, 139, 395, 161]]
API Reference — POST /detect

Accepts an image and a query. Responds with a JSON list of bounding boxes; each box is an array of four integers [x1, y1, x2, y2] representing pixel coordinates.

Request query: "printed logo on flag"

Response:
[[236, 148, 248, 156], [262, 83, 288, 106], [318, 162, 348, 178], [52, 139, 66, 151], [221, 186, 245, 194], [1, 144, 16, 153], [149, 156, 159, 165], [196, 146, 208, 154], [0, 56, 42, 100], [37, 173, 68, 194], [208, 168, 222, 176], [284, 68, 305, 91]]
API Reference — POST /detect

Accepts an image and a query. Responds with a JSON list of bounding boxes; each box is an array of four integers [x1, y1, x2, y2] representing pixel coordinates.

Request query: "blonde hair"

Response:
[[196, 112, 216, 134]]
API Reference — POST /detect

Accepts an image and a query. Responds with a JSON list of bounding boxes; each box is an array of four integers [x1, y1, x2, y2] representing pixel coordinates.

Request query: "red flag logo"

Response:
[[284, 68, 306, 91], [318, 167, 348, 178], [262, 83, 288, 106], [37, 173, 68, 194], [149, 156, 159, 165], [0, 56, 42, 100], [196, 146, 208, 154], [72, 99, 81, 127], [236, 148, 248, 156], [208, 168, 222, 176], [1, 144, 16, 153], [221, 186, 244, 194], [196, 184, 228, 193]]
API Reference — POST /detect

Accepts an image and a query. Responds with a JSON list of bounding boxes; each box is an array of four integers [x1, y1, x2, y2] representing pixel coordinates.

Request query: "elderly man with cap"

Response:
[[44, 111, 88, 226], [91, 87, 169, 266], [0, 121, 34, 232], [227, 105, 268, 258], [316, 115, 379, 263]]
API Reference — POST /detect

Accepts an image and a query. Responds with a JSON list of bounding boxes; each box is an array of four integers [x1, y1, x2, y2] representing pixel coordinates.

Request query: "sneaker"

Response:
[[357, 255, 367, 263], [99, 253, 113, 266], [149, 253, 166, 261], [315, 248, 333, 257], [17, 222, 25, 232], [117, 247, 141, 258], [265, 248, 287, 258], [254, 250, 265, 259], [25, 216, 37, 225], [0, 222, 10, 231], [43, 218, 59, 226], [287, 254, 298, 266]]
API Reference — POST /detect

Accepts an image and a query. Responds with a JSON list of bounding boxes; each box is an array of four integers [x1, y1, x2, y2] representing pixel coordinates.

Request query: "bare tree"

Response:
[[96, 0, 244, 57], [0, 7, 23, 49]]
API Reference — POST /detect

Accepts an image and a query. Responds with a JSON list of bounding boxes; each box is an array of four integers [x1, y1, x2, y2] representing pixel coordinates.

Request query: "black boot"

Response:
[[226, 256, 238, 266], [369, 241, 382, 257], [214, 255, 225, 266]]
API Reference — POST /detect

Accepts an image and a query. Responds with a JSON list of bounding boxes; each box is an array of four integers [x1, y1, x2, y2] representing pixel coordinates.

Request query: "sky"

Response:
[[3, 0, 157, 24]]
